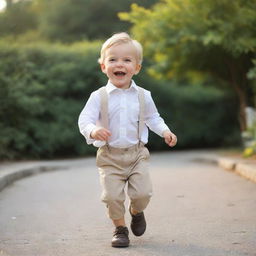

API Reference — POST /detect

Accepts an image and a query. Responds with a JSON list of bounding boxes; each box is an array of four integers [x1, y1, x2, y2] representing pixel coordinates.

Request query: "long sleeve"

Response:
[[144, 90, 170, 137], [78, 91, 100, 144]]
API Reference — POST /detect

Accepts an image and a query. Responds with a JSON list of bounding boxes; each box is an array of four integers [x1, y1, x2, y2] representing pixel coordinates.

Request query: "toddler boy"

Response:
[[78, 32, 177, 247]]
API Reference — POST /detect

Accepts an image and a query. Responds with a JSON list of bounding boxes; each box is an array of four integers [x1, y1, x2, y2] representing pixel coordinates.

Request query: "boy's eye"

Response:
[[125, 59, 131, 62], [109, 58, 115, 62]]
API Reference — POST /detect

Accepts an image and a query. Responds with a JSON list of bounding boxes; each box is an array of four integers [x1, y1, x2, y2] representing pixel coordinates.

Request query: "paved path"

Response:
[[0, 151, 255, 256]]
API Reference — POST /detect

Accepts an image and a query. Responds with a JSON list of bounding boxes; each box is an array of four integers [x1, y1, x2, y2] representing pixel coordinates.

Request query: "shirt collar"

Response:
[[105, 80, 138, 94]]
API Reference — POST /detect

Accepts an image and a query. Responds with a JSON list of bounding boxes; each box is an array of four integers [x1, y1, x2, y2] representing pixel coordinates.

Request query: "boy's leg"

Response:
[[98, 167, 130, 247], [113, 218, 126, 227], [128, 146, 152, 213], [97, 146, 127, 220], [127, 145, 152, 236], [98, 166, 127, 221], [97, 146, 130, 247]]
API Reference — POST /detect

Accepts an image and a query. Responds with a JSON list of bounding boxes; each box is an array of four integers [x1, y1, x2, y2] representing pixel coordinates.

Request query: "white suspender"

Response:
[[138, 87, 145, 141], [99, 87, 109, 130], [99, 86, 145, 141]]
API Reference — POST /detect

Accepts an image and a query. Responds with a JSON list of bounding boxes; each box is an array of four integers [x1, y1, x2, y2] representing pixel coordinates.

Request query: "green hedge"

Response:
[[0, 41, 104, 159], [0, 41, 241, 159], [142, 79, 241, 151]]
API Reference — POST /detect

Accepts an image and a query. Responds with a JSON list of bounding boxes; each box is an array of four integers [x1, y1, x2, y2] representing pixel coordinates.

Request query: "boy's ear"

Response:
[[135, 64, 142, 75], [100, 63, 107, 74]]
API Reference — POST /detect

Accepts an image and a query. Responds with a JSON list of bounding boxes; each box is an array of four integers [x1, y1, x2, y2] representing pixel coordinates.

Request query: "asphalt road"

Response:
[[0, 151, 256, 256]]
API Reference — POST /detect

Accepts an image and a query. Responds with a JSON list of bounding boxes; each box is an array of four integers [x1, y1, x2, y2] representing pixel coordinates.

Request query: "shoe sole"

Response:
[[131, 229, 146, 236], [111, 243, 129, 248]]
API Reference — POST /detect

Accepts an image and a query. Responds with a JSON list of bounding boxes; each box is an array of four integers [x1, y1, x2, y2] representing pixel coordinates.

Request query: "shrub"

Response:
[[0, 41, 104, 159], [136, 73, 241, 151], [0, 41, 241, 159]]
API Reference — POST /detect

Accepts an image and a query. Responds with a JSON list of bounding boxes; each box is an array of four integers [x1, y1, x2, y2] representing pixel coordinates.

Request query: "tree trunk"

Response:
[[234, 84, 247, 131], [226, 58, 249, 132], [6, 0, 13, 9]]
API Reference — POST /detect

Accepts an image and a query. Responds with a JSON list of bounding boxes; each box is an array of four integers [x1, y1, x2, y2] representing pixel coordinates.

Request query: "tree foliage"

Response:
[[0, 0, 37, 36], [119, 0, 256, 131], [0, 0, 158, 41], [37, 0, 158, 41]]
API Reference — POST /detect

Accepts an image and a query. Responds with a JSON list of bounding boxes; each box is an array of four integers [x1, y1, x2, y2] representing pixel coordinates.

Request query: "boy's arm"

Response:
[[144, 91, 177, 147], [78, 91, 100, 145]]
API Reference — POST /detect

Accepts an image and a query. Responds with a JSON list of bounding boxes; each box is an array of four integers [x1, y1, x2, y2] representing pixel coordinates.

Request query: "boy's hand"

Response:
[[163, 130, 177, 147], [91, 127, 111, 141]]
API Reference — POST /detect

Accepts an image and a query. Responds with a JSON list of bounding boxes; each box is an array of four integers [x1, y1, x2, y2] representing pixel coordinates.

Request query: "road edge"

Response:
[[199, 156, 256, 183], [0, 166, 64, 192]]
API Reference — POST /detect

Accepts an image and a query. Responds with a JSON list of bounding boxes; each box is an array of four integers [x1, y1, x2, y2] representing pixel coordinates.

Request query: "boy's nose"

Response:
[[116, 60, 124, 67]]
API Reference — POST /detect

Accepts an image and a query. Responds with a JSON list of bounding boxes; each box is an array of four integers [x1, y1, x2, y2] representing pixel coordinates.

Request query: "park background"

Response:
[[0, 0, 255, 160]]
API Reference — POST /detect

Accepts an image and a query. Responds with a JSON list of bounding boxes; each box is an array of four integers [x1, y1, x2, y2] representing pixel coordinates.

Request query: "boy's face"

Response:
[[100, 43, 141, 89]]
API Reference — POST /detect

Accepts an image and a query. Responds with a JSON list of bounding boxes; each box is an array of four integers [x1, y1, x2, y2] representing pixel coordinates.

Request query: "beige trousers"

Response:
[[96, 143, 153, 220]]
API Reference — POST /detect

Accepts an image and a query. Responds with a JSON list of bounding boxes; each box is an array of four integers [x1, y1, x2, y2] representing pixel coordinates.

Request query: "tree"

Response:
[[0, 0, 37, 36], [6, 0, 13, 9], [0, 0, 158, 41], [35, 0, 158, 42], [119, 0, 256, 131]]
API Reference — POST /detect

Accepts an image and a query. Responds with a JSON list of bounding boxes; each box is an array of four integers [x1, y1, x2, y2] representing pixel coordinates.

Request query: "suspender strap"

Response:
[[138, 87, 145, 141], [99, 86, 145, 142], [99, 86, 109, 130]]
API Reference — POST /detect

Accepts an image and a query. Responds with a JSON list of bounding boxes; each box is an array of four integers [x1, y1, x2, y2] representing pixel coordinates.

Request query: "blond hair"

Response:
[[98, 32, 143, 65]]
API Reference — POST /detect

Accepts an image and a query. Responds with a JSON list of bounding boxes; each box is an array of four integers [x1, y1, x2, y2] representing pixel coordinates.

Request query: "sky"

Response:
[[0, 0, 6, 11]]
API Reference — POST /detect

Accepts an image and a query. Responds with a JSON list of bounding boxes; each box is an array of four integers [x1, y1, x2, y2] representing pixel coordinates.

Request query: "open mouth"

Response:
[[114, 71, 126, 77]]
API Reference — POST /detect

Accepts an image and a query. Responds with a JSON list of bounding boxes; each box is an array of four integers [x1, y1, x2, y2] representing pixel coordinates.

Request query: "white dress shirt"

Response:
[[78, 80, 170, 148]]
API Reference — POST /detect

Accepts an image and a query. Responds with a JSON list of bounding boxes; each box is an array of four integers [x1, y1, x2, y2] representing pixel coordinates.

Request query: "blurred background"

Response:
[[0, 0, 255, 160]]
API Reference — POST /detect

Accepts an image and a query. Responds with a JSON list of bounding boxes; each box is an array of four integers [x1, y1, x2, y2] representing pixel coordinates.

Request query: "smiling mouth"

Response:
[[114, 71, 126, 76]]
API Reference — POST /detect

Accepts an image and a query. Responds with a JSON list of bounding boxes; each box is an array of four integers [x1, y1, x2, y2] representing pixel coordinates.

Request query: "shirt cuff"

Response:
[[157, 124, 170, 137], [81, 123, 97, 144]]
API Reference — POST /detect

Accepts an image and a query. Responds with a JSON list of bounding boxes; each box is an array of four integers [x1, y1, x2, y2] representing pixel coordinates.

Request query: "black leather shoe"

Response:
[[129, 206, 146, 236], [111, 226, 130, 248]]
